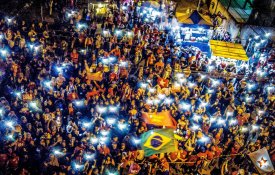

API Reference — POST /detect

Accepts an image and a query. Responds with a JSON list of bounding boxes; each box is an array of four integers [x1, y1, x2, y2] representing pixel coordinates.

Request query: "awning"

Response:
[[209, 40, 249, 61]]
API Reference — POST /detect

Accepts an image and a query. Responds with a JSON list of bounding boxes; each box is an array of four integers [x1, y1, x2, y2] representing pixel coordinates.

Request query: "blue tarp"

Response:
[[181, 41, 211, 57]]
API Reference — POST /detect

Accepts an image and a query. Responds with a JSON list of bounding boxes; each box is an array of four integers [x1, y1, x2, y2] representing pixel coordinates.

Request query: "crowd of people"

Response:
[[0, 0, 274, 175]]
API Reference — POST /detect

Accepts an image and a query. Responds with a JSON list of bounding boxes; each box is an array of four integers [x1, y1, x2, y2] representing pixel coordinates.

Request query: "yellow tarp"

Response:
[[209, 40, 249, 61]]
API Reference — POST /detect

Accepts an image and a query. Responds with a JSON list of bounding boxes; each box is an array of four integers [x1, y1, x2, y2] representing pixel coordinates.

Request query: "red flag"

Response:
[[142, 111, 177, 129], [87, 72, 103, 81], [157, 77, 169, 88]]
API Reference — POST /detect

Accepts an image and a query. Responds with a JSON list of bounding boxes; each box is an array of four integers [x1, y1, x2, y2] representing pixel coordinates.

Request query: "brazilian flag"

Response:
[[141, 128, 178, 157]]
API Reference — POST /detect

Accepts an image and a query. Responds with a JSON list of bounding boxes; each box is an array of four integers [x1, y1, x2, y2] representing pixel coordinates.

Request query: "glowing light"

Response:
[[199, 135, 209, 142], [140, 83, 147, 89], [165, 98, 173, 104], [122, 6, 127, 10], [252, 125, 259, 131], [29, 44, 34, 49], [176, 73, 184, 79], [200, 101, 208, 107], [77, 23, 87, 29], [119, 61, 127, 67], [246, 96, 252, 102], [265, 33, 271, 37], [115, 30, 122, 35], [148, 88, 155, 93], [74, 100, 84, 106], [97, 106, 107, 113], [208, 65, 215, 72], [127, 31, 133, 36], [102, 59, 109, 64], [30, 101, 38, 109], [85, 154, 95, 160], [109, 106, 118, 112], [241, 127, 248, 132], [208, 89, 214, 94], [199, 74, 207, 79], [8, 134, 13, 140], [103, 30, 108, 35], [254, 35, 260, 39], [180, 102, 191, 110], [210, 118, 216, 123], [193, 114, 201, 121], [74, 163, 84, 170], [15, 91, 22, 97], [226, 112, 233, 117], [191, 124, 199, 130], [217, 118, 225, 125], [108, 57, 116, 62], [258, 110, 265, 115], [266, 85, 274, 91], [56, 67, 63, 73], [5, 121, 14, 128], [106, 118, 116, 125], [211, 79, 220, 87], [34, 46, 40, 51], [152, 11, 160, 16], [187, 82, 196, 88], [0, 109, 3, 115], [118, 123, 127, 130], [229, 119, 237, 126], [133, 138, 141, 144], [247, 83, 255, 90], [83, 122, 91, 128], [179, 78, 187, 84], [53, 150, 63, 155], [153, 99, 160, 104], [146, 99, 153, 105], [101, 130, 109, 136], [44, 81, 52, 89], [6, 18, 12, 23], [90, 137, 99, 144], [158, 94, 166, 99], [99, 136, 108, 143], [1, 50, 7, 56]]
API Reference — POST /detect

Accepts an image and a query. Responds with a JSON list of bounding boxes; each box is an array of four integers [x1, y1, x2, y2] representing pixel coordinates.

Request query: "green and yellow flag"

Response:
[[141, 129, 178, 157]]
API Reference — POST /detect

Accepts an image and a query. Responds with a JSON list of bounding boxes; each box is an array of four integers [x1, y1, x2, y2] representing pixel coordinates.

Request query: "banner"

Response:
[[142, 111, 177, 129], [248, 147, 274, 174], [141, 128, 178, 157], [87, 72, 103, 81]]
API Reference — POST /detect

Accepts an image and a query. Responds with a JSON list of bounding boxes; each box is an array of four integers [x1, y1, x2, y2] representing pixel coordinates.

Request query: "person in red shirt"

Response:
[[211, 145, 223, 158], [71, 49, 79, 64], [7, 153, 20, 172], [197, 148, 208, 166], [236, 114, 248, 126], [98, 144, 110, 156]]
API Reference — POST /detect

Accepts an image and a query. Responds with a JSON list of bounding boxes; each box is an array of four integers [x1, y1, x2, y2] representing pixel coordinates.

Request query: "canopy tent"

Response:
[[176, 10, 213, 26], [142, 1, 160, 8], [175, 0, 213, 26], [209, 40, 249, 61]]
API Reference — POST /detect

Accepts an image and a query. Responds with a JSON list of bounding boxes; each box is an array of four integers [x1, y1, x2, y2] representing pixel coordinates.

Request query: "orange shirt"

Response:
[[71, 52, 79, 63], [148, 55, 155, 65], [155, 61, 164, 69]]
